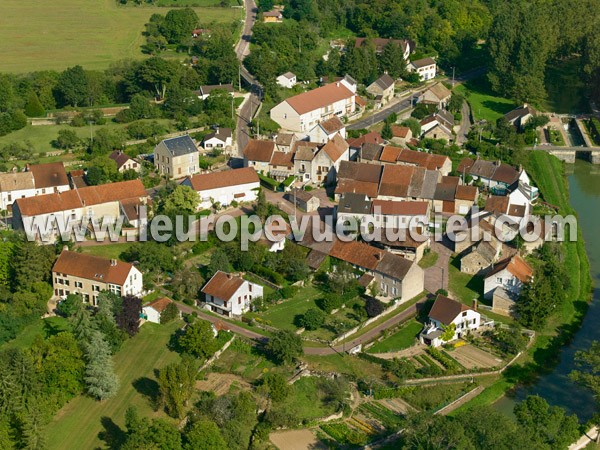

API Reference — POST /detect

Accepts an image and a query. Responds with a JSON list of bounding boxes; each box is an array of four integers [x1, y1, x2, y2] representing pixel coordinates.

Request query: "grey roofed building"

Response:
[[372, 73, 395, 91], [410, 57, 436, 68], [199, 83, 234, 96], [337, 193, 371, 215], [376, 252, 414, 280], [407, 167, 426, 198], [434, 183, 457, 202], [360, 143, 383, 162], [203, 127, 232, 143], [161, 135, 197, 157], [420, 170, 440, 200]]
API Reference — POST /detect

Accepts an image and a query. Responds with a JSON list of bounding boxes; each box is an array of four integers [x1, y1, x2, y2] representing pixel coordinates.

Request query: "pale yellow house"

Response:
[[154, 135, 199, 179]]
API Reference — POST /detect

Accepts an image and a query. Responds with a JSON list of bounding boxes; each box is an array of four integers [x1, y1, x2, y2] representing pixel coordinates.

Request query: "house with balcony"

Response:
[[420, 294, 481, 347], [201, 271, 263, 318]]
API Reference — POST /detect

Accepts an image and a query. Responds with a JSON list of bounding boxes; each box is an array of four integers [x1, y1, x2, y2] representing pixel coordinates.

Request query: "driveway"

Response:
[[423, 240, 452, 294], [347, 94, 417, 130], [456, 100, 473, 145]]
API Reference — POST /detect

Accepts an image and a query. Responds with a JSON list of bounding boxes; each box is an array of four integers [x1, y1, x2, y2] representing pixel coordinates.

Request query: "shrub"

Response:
[[279, 285, 298, 299], [317, 293, 343, 313], [364, 297, 385, 318], [296, 308, 326, 330]]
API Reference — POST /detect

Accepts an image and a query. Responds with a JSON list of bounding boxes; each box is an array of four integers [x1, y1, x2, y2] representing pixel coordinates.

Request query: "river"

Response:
[[494, 160, 600, 421]]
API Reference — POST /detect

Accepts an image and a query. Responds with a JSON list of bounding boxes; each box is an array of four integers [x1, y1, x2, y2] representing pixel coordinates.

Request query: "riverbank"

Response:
[[451, 152, 593, 414]]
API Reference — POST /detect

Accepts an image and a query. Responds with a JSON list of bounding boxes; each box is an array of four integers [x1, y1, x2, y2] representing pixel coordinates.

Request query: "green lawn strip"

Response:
[[400, 381, 473, 412], [367, 320, 422, 353], [418, 250, 439, 269], [46, 320, 183, 449], [454, 77, 516, 122], [77, 243, 135, 260], [334, 293, 424, 346], [359, 403, 404, 429], [3, 316, 70, 350], [447, 256, 483, 304], [194, 308, 273, 338], [452, 152, 591, 411]]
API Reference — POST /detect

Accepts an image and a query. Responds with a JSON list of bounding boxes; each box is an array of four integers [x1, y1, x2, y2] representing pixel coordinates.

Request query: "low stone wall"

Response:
[[331, 300, 404, 345], [198, 334, 235, 372]]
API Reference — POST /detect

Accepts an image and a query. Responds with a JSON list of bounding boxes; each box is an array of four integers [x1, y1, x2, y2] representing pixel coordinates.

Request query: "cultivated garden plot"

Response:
[[270, 429, 326, 450], [450, 343, 503, 370]]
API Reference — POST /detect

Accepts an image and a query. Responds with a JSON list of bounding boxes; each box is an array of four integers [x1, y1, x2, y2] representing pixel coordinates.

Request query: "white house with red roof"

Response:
[[181, 167, 259, 209], [270, 78, 357, 133], [484, 255, 533, 300], [142, 297, 178, 324], [201, 271, 263, 317], [420, 294, 481, 347], [52, 250, 143, 305]]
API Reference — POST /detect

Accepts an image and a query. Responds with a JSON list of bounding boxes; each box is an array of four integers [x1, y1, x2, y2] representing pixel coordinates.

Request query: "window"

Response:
[[249, 284, 252, 292], [392, 287, 397, 296], [74, 281, 83, 288], [496, 277, 502, 284], [238, 298, 241, 305], [92, 285, 100, 292], [462, 311, 467, 317]]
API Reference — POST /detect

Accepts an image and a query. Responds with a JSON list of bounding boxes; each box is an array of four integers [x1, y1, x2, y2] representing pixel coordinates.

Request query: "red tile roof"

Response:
[[53, 250, 135, 286], [185, 168, 259, 191], [321, 133, 348, 162], [347, 131, 383, 148], [29, 162, 69, 189], [285, 83, 354, 115], [145, 297, 174, 313], [243, 139, 275, 162], [201, 271, 245, 300], [429, 294, 473, 326], [487, 255, 533, 283], [391, 126, 411, 138], [379, 145, 403, 163], [371, 200, 429, 216]]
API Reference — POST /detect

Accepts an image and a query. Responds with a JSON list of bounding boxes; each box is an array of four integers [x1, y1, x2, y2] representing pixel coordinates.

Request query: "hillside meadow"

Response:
[[0, 0, 239, 73]]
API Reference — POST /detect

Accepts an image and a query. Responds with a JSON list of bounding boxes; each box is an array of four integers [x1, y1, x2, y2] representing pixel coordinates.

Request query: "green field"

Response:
[[46, 320, 182, 449], [0, 0, 239, 73], [78, 243, 135, 260], [367, 320, 423, 353], [455, 77, 516, 123], [3, 316, 70, 350]]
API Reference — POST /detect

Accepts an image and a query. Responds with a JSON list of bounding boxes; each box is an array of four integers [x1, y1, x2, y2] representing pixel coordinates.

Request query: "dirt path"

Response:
[[424, 241, 452, 293]]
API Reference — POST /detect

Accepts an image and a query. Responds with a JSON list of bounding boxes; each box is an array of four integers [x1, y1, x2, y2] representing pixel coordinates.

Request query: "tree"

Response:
[[160, 302, 180, 324], [441, 323, 456, 341], [160, 8, 199, 44], [184, 419, 227, 450], [11, 240, 55, 291], [170, 268, 203, 303], [117, 295, 142, 336], [24, 91, 45, 117], [258, 372, 290, 403], [55, 65, 88, 107], [53, 129, 80, 149], [365, 296, 384, 318], [178, 320, 219, 359], [571, 341, 600, 403], [156, 184, 199, 216], [136, 57, 180, 100], [207, 248, 231, 278], [158, 359, 196, 418], [57, 294, 81, 317], [21, 403, 47, 450], [255, 188, 268, 221], [379, 42, 406, 79], [265, 330, 303, 364], [84, 329, 119, 400], [297, 308, 325, 331], [514, 395, 580, 449], [123, 407, 183, 450], [95, 292, 127, 353], [448, 92, 464, 113], [86, 156, 119, 186], [381, 121, 393, 140]]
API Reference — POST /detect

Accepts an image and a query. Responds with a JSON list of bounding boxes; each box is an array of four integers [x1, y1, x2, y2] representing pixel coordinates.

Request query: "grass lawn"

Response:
[[282, 376, 338, 421], [0, 0, 239, 73], [447, 256, 483, 305], [301, 353, 386, 381], [548, 128, 565, 146], [77, 243, 135, 260], [248, 285, 322, 331], [455, 76, 516, 123], [3, 316, 70, 350], [418, 250, 439, 269], [0, 119, 173, 159], [46, 320, 183, 449], [367, 320, 423, 353]]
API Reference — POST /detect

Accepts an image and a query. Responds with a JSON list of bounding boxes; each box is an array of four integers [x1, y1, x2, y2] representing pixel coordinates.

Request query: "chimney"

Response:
[[473, 299, 478, 311], [375, 253, 382, 260], [63, 245, 69, 252], [25, 164, 30, 172], [110, 259, 117, 266], [336, 82, 340, 87], [226, 273, 232, 279]]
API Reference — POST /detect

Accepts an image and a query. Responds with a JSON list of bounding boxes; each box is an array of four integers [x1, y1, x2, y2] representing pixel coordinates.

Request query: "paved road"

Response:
[[234, 0, 261, 157], [347, 95, 418, 131], [456, 100, 473, 145]]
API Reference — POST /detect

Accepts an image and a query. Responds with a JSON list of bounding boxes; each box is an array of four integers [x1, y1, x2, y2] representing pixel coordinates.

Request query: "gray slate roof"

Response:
[[337, 193, 371, 215], [162, 135, 197, 157]]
